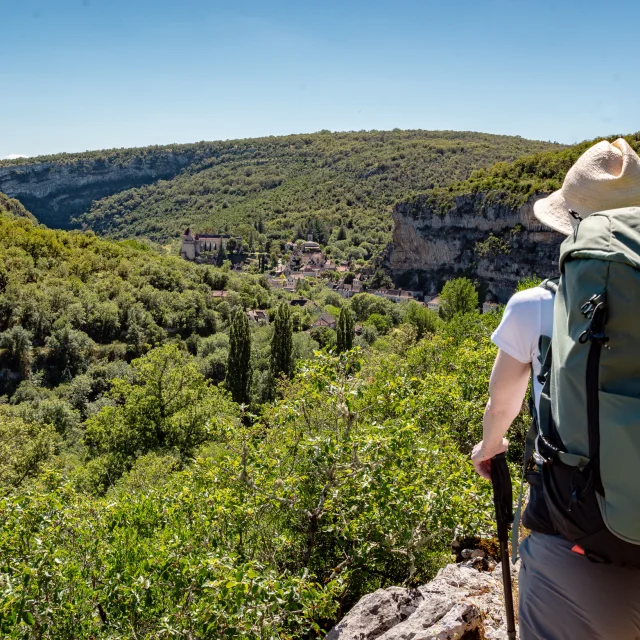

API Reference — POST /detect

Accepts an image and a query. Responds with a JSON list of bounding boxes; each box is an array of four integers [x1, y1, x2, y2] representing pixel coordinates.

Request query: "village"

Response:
[[179, 228, 499, 330]]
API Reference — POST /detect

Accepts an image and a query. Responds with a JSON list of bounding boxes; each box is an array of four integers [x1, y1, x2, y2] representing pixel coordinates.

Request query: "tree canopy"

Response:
[[439, 277, 479, 320]]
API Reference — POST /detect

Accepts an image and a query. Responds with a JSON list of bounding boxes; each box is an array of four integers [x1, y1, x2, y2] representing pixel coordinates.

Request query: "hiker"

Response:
[[472, 138, 640, 639]]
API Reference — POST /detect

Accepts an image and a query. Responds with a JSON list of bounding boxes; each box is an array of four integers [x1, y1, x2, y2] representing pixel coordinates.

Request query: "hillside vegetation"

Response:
[[3, 131, 560, 261], [0, 204, 534, 637], [79, 131, 559, 257], [410, 132, 640, 215], [0, 192, 35, 221]]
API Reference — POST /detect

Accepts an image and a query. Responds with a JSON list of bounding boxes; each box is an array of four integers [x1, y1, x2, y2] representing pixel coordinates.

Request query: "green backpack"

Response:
[[532, 206, 640, 566]]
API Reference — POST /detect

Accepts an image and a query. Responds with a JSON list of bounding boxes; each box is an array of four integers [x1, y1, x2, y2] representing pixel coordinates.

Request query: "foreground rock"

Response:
[[327, 561, 519, 640]]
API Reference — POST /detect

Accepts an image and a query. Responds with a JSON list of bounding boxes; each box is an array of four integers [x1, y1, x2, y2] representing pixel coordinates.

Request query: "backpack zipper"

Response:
[[581, 297, 608, 495]]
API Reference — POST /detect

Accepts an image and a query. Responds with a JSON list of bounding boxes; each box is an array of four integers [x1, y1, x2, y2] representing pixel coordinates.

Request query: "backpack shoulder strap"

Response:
[[513, 282, 557, 561], [539, 277, 559, 295]]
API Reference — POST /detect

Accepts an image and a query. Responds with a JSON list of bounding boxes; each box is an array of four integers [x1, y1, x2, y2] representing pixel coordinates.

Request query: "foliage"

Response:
[[0, 411, 59, 491], [516, 274, 543, 292], [0, 326, 33, 380], [336, 307, 355, 352], [475, 233, 511, 258], [349, 293, 399, 323], [404, 301, 439, 339], [45, 327, 95, 384], [84, 344, 239, 492], [270, 302, 294, 381], [0, 330, 500, 637], [0, 210, 295, 406], [410, 132, 640, 216], [226, 308, 252, 405], [0, 192, 35, 221], [0, 187, 538, 636], [439, 278, 479, 320], [9, 130, 563, 261], [364, 312, 392, 335]]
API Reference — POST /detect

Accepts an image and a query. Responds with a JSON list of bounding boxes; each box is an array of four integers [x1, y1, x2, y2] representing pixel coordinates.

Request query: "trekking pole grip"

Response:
[[490, 452, 514, 541]]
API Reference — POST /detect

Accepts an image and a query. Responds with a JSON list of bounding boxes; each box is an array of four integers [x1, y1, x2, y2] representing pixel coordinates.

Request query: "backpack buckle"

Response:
[[581, 293, 604, 320], [579, 297, 609, 345]]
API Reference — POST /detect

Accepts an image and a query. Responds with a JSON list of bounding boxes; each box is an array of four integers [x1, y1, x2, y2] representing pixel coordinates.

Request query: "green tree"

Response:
[[216, 242, 228, 266], [336, 307, 354, 353], [85, 343, 238, 490], [226, 308, 252, 404], [516, 274, 542, 292], [45, 326, 95, 383], [364, 313, 392, 335], [0, 410, 59, 490], [270, 303, 294, 381], [438, 278, 479, 320], [404, 302, 439, 339], [0, 326, 33, 378]]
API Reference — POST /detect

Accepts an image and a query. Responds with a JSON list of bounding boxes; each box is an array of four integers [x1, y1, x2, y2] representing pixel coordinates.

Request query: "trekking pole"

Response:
[[491, 452, 517, 640]]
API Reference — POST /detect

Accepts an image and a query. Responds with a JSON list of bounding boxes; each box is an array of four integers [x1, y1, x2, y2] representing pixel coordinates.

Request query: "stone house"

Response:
[[303, 241, 321, 253], [373, 289, 416, 303], [312, 313, 337, 330], [180, 228, 241, 261], [247, 310, 269, 325]]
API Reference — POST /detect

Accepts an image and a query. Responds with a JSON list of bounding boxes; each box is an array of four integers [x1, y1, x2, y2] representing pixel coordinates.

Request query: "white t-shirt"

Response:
[[491, 286, 555, 412]]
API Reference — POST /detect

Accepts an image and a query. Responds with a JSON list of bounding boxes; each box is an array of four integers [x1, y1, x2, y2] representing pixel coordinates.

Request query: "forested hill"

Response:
[[406, 131, 640, 215], [0, 192, 36, 222], [0, 130, 562, 257], [385, 132, 640, 300]]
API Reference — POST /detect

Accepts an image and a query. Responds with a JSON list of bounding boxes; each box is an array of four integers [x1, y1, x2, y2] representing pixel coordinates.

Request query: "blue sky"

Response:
[[2, 0, 638, 158]]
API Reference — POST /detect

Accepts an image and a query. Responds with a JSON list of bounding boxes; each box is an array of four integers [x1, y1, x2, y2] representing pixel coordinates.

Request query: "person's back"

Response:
[[472, 138, 640, 639]]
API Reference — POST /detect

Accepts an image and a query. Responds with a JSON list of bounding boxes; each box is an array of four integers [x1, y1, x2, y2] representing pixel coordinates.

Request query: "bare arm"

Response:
[[471, 348, 531, 479]]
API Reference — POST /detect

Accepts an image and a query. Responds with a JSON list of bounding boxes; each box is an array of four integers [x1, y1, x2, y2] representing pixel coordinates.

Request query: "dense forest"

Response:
[[2, 130, 561, 264], [412, 132, 640, 215], [0, 199, 535, 637], [0, 193, 35, 222]]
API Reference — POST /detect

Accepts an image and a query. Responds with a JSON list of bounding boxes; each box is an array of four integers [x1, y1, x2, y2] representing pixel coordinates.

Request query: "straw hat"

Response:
[[533, 138, 640, 236]]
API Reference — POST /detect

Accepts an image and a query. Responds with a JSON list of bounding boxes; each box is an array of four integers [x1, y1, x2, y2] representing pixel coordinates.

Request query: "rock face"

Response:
[[0, 154, 194, 229], [386, 192, 564, 302], [327, 562, 519, 640]]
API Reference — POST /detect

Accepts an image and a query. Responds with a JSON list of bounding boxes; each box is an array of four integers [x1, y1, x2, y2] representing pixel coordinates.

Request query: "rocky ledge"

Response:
[[386, 191, 564, 302], [0, 154, 194, 229], [327, 557, 519, 640]]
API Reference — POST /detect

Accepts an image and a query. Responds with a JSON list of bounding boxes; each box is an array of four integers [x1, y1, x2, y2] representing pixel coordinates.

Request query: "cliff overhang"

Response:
[[385, 191, 564, 303], [0, 154, 194, 229]]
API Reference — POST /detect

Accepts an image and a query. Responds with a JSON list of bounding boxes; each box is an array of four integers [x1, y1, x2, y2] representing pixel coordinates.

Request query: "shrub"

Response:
[[439, 278, 479, 320]]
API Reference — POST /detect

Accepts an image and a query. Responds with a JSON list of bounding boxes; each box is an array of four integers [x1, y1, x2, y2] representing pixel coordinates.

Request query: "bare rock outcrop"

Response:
[[0, 154, 194, 229], [386, 192, 564, 302], [327, 561, 519, 640]]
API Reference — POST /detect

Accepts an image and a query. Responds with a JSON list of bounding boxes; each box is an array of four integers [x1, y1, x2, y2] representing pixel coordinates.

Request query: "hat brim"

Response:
[[533, 190, 574, 236]]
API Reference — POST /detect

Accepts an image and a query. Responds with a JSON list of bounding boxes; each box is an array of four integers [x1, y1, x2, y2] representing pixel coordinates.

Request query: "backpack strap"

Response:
[[539, 277, 559, 294], [511, 279, 558, 562]]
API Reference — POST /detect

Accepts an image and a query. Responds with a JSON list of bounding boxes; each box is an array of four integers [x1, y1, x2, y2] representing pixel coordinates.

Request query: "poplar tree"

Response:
[[270, 302, 294, 380], [216, 242, 227, 267], [226, 308, 252, 404], [336, 307, 354, 353]]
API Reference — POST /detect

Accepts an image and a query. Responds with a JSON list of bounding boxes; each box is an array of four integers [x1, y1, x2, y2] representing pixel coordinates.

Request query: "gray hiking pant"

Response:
[[519, 532, 640, 639]]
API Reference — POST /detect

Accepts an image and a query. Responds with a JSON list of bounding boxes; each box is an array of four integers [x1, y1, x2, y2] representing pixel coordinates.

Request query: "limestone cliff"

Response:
[[0, 153, 194, 229], [385, 192, 564, 302]]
